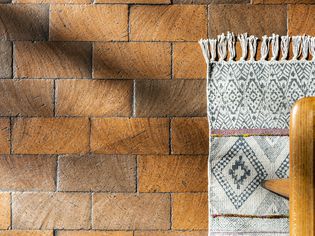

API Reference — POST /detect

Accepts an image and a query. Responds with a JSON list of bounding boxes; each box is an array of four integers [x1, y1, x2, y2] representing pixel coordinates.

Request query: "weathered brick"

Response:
[[172, 193, 208, 230], [138, 155, 207, 192], [91, 118, 169, 154], [253, 0, 314, 3], [135, 231, 207, 236], [93, 42, 171, 79], [57, 231, 132, 236], [130, 5, 207, 41], [0, 119, 10, 155], [135, 80, 206, 117], [0, 231, 53, 236], [59, 155, 136, 192], [208, 5, 287, 37], [56, 80, 132, 117], [12, 118, 89, 154], [171, 118, 208, 154], [0, 155, 56, 191], [0, 80, 53, 116], [12, 192, 90, 229], [14, 0, 89, 4], [174, 0, 247, 2], [173, 43, 206, 79], [0, 5, 48, 40], [50, 5, 128, 41], [93, 193, 170, 230], [15, 42, 91, 79], [0, 193, 10, 230], [0, 42, 12, 78], [97, 0, 169, 3], [288, 5, 315, 35]]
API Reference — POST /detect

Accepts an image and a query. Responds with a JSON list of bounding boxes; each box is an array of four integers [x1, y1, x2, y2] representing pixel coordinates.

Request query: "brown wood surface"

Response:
[[290, 97, 315, 236], [262, 179, 289, 198]]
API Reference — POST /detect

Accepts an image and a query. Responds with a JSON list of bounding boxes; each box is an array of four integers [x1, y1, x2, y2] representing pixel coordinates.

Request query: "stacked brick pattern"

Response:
[[0, 0, 314, 235]]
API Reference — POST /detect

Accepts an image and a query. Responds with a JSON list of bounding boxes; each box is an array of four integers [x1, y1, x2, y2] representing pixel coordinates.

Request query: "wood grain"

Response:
[[262, 178, 289, 198]]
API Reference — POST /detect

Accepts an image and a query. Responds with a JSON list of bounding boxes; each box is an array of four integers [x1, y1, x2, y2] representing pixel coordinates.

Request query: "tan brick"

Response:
[[59, 155, 136, 192], [14, 0, 89, 4], [288, 5, 315, 35], [173, 43, 206, 79], [130, 5, 207, 41], [15, 42, 91, 79], [172, 118, 208, 154], [57, 231, 132, 236], [12, 192, 90, 229], [56, 80, 132, 117], [208, 5, 287, 37], [0, 42, 12, 78], [172, 193, 208, 230], [12, 118, 89, 154], [93, 42, 171, 80], [0, 80, 53, 116], [91, 118, 169, 154], [0, 119, 10, 155], [97, 0, 169, 3], [0, 5, 48, 40], [253, 0, 314, 3], [138, 155, 207, 193], [93, 193, 170, 230], [175, 0, 246, 2], [0, 193, 10, 230], [0, 231, 53, 236], [0, 155, 56, 191], [50, 5, 128, 41], [135, 80, 206, 117], [135, 231, 207, 236]]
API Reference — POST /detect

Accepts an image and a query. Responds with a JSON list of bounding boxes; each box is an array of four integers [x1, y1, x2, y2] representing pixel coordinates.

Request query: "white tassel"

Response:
[[217, 33, 227, 61], [248, 35, 258, 61], [238, 33, 248, 61], [292, 36, 302, 60], [271, 34, 279, 61], [280, 36, 290, 60], [260, 35, 270, 61], [311, 37, 315, 61], [199, 39, 210, 64], [301, 35, 310, 60], [227, 32, 236, 61], [209, 39, 217, 61]]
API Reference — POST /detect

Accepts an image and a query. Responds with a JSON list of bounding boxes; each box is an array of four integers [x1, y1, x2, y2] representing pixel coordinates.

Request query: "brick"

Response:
[[0, 231, 53, 236], [208, 5, 287, 37], [130, 5, 207, 41], [0, 119, 10, 155], [12, 192, 90, 229], [253, 0, 314, 3], [12, 118, 89, 154], [0, 42, 12, 78], [50, 5, 128, 41], [93, 42, 171, 80], [97, 0, 169, 3], [91, 118, 169, 154], [93, 193, 170, 230], [172, 118, 208, 154], [135, 232, 207, 236], [174, 0, 247, 2], [135, 80, 206, 117], [0, 80, 53, 116], [0, 193, 10, 230], [288, 5, 315, 35], [56, 80, 132, 117], [0, 5, 48, 40], [57, 231, 132, 236], [59, 155, 136, 192], [14, 0, 89, 4], [173, 43, 206, 79], [15, 42, 91, 79], [0, 155, 56, 191], [172, 193, 208, 230], [138, 155, 207, 192]]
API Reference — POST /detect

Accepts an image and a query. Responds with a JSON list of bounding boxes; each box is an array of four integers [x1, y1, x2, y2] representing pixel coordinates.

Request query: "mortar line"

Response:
[[128, 4, 131, 42], [169, 117, 172, 155], [53, 79, 56, 117], [56, 155, 60, 192], [170, 42, 174, 80], [135, 155, 139, 194], [9, 117, 13, 155], [132, 80, 136, 117], [88, 117, 92, 154]]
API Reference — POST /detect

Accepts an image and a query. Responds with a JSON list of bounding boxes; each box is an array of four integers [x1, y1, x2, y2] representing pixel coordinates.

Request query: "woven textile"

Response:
[[200, 33, 315, 235]]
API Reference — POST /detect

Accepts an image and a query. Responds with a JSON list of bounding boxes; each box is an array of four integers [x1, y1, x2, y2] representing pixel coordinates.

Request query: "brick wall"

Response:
[[0, 0, 314, 235]]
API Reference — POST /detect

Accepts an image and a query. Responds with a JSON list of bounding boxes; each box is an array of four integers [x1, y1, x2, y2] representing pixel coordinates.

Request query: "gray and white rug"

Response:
[[200, 33, 315, 235]]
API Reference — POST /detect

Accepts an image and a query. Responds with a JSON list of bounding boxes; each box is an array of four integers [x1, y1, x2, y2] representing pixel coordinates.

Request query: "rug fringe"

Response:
[[199, 33, 315, 62]]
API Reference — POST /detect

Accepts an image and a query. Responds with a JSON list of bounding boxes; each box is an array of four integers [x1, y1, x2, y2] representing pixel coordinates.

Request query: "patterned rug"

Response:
[[199, 33, 315, 235]]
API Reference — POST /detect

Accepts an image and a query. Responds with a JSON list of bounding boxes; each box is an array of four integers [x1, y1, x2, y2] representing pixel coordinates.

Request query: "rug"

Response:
[[199, 33, 315, 235]]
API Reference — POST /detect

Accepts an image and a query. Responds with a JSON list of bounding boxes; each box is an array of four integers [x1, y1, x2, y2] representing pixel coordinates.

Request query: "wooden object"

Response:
[[261, 178, 289, 198]]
